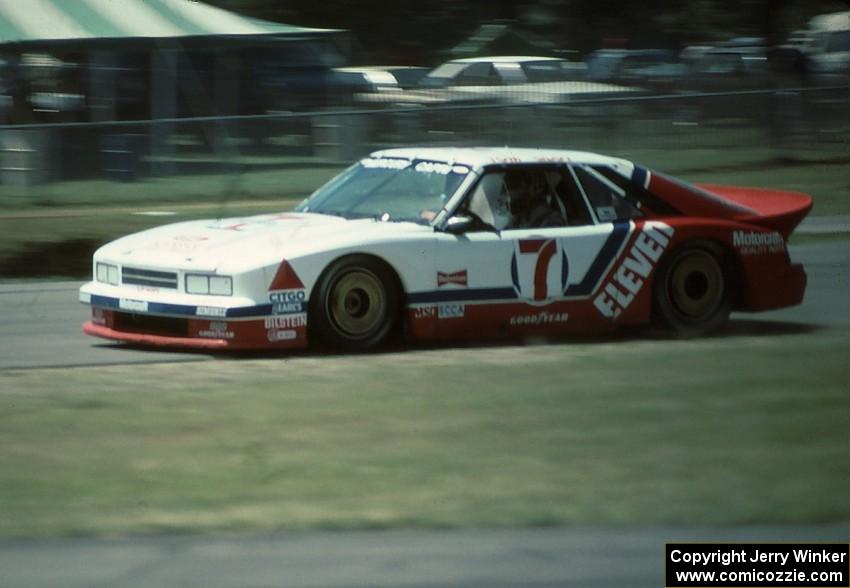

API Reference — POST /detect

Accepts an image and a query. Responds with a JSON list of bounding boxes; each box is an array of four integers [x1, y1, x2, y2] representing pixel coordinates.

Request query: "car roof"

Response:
[[448, 56, 565, 64], [809, 11, 850, 32], [367, 147, 628, 169]]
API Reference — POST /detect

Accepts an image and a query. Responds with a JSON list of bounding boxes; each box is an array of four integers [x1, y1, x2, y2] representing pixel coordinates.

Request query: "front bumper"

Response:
[[83, 321, 233, 349], [82, 308, 308, 351], [80, 283, 309, 351]]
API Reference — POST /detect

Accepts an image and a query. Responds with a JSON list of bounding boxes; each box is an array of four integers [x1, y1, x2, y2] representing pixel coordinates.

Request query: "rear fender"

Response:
[[653, 219, 801, 312]]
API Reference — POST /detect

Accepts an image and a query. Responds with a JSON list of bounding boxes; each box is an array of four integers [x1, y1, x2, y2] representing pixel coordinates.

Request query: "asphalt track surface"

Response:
[[1, 240, 849, 587], [2, 524, 850, 588]]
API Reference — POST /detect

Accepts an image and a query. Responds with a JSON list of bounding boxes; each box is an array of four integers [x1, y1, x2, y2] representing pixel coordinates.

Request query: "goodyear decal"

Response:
[[593, 221, 674, 319], [509, 311, 568, 326], [199, 321, 235, 340]]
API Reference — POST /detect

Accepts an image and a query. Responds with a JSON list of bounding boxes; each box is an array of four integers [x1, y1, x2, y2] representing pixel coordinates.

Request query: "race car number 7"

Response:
[[512, 238, 566, 302]]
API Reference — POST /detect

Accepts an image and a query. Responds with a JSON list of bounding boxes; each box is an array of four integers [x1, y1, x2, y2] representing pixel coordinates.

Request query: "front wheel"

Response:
[[652, 241, 734, 336], [310, 256, 399, 351]]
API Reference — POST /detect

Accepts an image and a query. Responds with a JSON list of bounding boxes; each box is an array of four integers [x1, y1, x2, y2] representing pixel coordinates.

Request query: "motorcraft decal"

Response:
[[733, 230, 784, 255]]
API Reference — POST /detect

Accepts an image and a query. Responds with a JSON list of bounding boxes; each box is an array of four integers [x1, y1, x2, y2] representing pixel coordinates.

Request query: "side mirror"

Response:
[[444, 215, 474, 234]]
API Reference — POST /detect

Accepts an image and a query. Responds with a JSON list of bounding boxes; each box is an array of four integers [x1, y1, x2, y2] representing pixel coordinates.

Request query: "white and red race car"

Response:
[[79, 147, 811, 351]]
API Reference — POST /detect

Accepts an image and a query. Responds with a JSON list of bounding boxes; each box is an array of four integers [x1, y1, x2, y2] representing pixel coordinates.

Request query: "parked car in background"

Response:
[[420, 56, 586, 88], [687, 46, 772, 91], [333, 66, 429, 94], [351, 55, 626, 109], [799, 11, 850, 77], [585, 49, 686, 91]]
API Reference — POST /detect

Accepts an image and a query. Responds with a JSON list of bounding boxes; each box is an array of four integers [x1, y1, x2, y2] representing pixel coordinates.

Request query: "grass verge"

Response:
[[1, 329, 848, 538]]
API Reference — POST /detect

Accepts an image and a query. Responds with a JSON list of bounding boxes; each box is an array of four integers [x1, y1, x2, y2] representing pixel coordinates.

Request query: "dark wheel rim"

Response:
[[328, 269, 387, 338], [668, 250, 725, 320]]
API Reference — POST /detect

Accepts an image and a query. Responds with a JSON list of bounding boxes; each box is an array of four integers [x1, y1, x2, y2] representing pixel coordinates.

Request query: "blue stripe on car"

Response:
[[407, 287, 518, 305], [563, 221, 630, 297], [409, 221, 632, 305], [89, 295, 274, 318], [632, 166, 650, 189]]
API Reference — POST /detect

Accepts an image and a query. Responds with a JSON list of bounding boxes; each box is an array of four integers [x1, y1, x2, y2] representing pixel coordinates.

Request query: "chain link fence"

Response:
[[0, 84, 848, 204]]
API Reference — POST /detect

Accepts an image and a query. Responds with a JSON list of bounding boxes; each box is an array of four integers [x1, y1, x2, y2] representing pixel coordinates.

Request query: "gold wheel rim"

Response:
[[328, 269, 386, 338], [669, 251, 724, 319]]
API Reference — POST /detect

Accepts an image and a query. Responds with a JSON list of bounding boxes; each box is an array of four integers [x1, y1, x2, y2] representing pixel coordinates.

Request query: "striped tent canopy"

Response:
[[0, 0, 331, 47]]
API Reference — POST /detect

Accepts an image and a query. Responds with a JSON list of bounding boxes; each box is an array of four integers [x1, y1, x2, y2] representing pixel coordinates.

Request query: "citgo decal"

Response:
[[269, 260, 307, 315]]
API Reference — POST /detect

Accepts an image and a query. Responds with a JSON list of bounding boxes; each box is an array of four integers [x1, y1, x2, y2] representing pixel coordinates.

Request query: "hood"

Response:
[[97, 212, 427, 272]]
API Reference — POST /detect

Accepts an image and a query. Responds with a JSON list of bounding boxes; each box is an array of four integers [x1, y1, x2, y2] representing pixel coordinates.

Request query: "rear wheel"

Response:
[[653, 241, 733, 336], [310, 255, 399, 351]]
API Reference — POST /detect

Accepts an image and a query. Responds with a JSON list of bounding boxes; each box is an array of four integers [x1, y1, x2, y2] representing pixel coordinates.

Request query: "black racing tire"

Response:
[[310, 255, 400, 351], [652, 240, 734, 336]]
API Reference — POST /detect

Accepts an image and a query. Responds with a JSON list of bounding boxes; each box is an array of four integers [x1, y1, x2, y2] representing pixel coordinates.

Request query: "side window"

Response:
[[494, 62, 525, 84], [572, 165, 643, 222], [456, 62, 498, 85], [465, 171, 511, 230], [504, 168, 570, 229], [591, 164, 679, 216], [552, 168, 594, 226], [462, 166, 594, 230], [826, 30, 850, 53], [522, 61, 563, 82]]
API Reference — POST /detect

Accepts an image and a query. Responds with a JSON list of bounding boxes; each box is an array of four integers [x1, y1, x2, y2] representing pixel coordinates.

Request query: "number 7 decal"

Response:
[[511, 238, 569, 303]]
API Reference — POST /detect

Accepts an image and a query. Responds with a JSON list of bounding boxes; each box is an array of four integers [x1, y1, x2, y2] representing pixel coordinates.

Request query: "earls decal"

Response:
[[593, 222, 674, 319]]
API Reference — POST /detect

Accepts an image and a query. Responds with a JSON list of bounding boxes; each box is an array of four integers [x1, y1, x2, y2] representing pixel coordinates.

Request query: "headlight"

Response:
[[185, 274, 233, 296], [96, 262, 119, 286]]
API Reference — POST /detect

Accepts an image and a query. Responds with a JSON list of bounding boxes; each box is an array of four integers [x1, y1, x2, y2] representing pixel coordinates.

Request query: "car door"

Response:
[[422, 163, 633, 339]]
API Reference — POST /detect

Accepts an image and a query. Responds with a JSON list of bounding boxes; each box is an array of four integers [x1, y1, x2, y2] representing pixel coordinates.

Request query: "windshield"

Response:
[[295, 157, 471, 223], [426, 62, 466, 80]]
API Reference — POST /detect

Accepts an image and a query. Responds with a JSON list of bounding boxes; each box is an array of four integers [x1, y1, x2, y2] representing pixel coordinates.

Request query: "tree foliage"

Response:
[[207, 0, 850, 63]]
